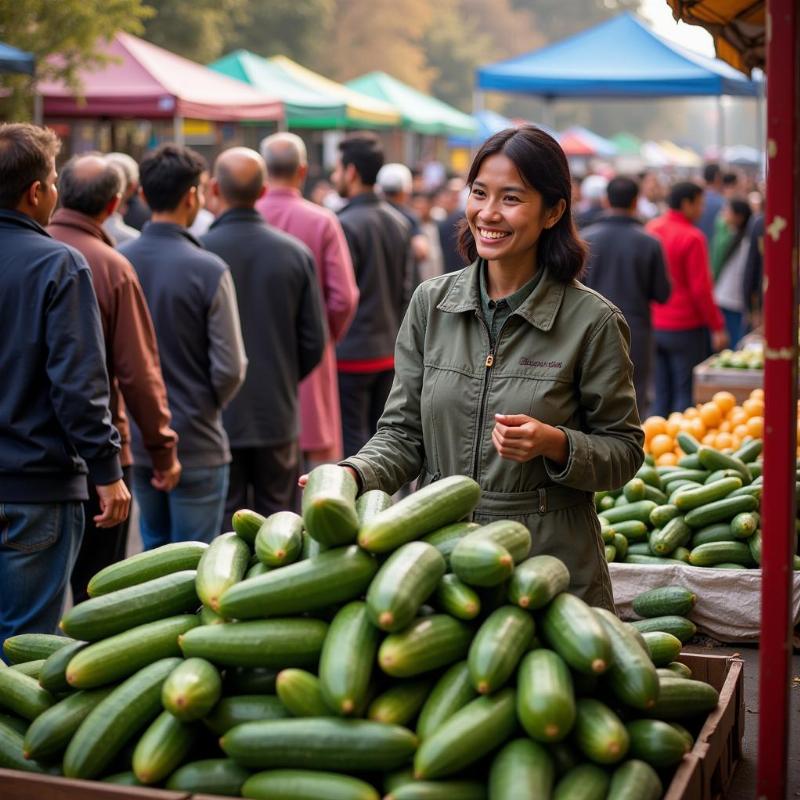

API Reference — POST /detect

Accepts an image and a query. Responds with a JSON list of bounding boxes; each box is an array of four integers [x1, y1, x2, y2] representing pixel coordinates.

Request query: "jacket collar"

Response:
[[0, 209, 51, 237], [593, 213, 642, 227], [341, 191, 380, 211], [437, 259, 566, 332], [208, 207, 263, 230], [141, 221, 203, 247], [49, 208, 113, 246]]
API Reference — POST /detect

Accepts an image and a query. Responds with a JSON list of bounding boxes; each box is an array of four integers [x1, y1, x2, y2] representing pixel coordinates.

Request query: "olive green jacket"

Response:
[[343, 260, 645, 608]]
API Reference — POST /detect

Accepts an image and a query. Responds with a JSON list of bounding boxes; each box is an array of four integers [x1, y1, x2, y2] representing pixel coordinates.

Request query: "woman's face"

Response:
[[466, 153, 563, 270]]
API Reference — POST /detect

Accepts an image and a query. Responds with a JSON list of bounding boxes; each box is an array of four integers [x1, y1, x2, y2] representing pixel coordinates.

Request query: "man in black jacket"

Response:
[[202, 147, 326, 518], [0, 124, 130, 649], [332, 133, 414, 457], [582, 176, 671, 417]]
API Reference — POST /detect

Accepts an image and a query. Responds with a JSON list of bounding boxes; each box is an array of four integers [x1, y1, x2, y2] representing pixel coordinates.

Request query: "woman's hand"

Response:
[[298, 466, 358, 489], [492, 414, 569, 466]]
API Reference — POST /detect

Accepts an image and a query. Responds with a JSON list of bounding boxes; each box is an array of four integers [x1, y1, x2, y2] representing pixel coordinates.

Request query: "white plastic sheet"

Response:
[[609, 563, 800, 643]]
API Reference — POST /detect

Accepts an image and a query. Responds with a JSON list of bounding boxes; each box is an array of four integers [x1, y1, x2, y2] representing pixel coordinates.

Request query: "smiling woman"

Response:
[[340, 125, 645, 609]]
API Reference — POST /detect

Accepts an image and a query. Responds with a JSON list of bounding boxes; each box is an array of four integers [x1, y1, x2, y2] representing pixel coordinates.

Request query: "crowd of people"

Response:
[[0, 119, 765, 647]]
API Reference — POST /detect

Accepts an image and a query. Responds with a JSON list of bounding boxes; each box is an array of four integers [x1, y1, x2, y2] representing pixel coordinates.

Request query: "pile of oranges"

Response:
[[642, 389, 765, 466]]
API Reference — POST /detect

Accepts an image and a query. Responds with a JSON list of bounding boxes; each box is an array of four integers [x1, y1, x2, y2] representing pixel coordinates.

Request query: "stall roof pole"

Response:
[[757, 0, 798, 796]]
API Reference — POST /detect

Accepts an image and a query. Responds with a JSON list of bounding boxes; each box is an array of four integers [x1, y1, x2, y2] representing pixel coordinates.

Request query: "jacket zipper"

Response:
[[471, 314, 503, 481]]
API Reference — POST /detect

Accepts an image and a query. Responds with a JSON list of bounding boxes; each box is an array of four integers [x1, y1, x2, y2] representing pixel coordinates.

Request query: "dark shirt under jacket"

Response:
[[0, 211, 121, 502], [438, 209, 467, 274], [582, 213, 671, 414], [202, 208, 327, 447], [336, 192, 414, 362]]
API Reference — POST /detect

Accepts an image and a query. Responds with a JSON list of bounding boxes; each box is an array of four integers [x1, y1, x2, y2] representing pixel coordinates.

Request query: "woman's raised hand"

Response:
[[492, 413, 569, 466]]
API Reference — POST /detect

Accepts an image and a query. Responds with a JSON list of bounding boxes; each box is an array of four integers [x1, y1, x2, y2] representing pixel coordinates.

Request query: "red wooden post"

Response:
[[757, 0, 798, 796]]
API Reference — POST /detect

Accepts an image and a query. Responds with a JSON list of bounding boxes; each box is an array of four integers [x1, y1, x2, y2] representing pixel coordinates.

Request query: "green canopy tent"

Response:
[[210, 51, 400, 129], [610, 131, 643, 155]]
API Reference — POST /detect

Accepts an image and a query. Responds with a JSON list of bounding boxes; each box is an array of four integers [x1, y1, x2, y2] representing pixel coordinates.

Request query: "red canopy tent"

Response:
[[557, 130, 596, 157], [38, 32, 283, 125]]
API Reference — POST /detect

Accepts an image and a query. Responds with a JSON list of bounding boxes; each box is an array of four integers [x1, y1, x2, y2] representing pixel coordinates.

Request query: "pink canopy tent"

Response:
[[38, 32, 283, 122]]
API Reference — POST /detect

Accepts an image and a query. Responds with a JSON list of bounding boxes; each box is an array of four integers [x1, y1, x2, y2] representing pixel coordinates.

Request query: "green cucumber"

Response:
[[87, 541, 207, 596], [302, 464, 360, 546], [320, 601, 378, 715], [632, 586, 696, 618], [23, 687, 112, 760], [607, 759, 662, 800], [661, 468, 709, 484], [422, 522, 481, 568], [749, 529, 762, 565], [223, 667, 278, 695], [598, 501, 657, 525], [60, 570, 198, 640], [649, 516, 691, 555], [507, 555, 570, 609], [728, 484, 763, 500], [358, 475, 481, 553], [673, 545, 692, 563], [218, 545, 378, 619], [594, 608, 659, 711], [684, 494, 758, 528], [387, 779, 486, 800], [641, 631, 682, 666], [132, 709, 196, 784], [626, 719, 691, 767], [624, 554, 687, 566], [0, 713, 28, 735], [356, 489, 393, 525], [468, 605, 535, 694], [665, 479, 703, 499], [166, 758, 251, 794], [632, 615, 695, 643], [649, 677, 719, 719], [367, 542, 446, 631], [626, 542, 653, 556], [467, 520, 531, 563], [623, 478, 646, 501], [614, 494, 630, 507], [689, 541, 754, 567], [489, 738, 554, 800], [613, 534, 629, 561], [665, 661, 693, 679], [102, 772, 142, 785], [232, 508, 268, 545], [0, 717, 49, 773], [553, 763, 610, 800], [180, 618, 328, 669], [450, 537, 514, 587], [676, 432, 701, 454], [734, 438, 763, 463], [670, 721, 695, 749], [38, 640, 88, 693], [573, 698, 629, 764], [704, 468, 745, 484], [414, 689, 516, 779], [200, 604, 229, 624], [242, 769, 380, 800], [609, 520, 649, 541], [63, 656, 181, 779], [636, 464, 662, 488], [604, 545, 617, 562], [642, 485, 668, 504], [276, 669, 331, 717], [673, 476, 742, 511], [368, 679, 433, 726], [434, 574, 481, 620], [416, 661, 477, 740], [222, 717, 417, 771], [601, 524, 615, 544], [203, 695, 289, 735], [0, 667, 54, 719], [255, 511, 304, 567], [692, 523, 735, 546], [649, 504, 679, 528], [517, 649, 575, 742], [697, 445, 752, 482], [8, 659, 45, 678], [379, 615, 472, 678], [540, 593, 612, 675], [677, 453, 703, 469], [161, 657, 221, 721], [67, 614, 198, 689], [548, 741, 582, 777], [246, 562, 269, 579], [731, 511, 759, 539], [196, 531, 251, 612], [3, 633, 76, 664]]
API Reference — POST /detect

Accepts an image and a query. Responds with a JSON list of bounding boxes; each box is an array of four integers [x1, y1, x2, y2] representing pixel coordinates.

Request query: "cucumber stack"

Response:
[[0, 468, 722, 799]]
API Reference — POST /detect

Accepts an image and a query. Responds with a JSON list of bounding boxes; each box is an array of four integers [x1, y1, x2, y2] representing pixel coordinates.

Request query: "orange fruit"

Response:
[[729, 408, 748, 427], [668, 412, 684, 424], [656, 452, 679, 466], [750, 388, 765, 400], [702, 432, 716, 445], [746, 416, 764, 439], [688, 417, 707, 439], [684, 407, 699, 419], [714, 432, 734, 450], [733, 423, 750, 440], [642, 416, 668, 441], [665, 419, 680, 437], [743, 398, 764, 418], [650, 434, 674, 458], [730, 435, 742, 450], [700, 402, 723, 429], [712, 391, 736, 414], [719, 420, 732, 433]]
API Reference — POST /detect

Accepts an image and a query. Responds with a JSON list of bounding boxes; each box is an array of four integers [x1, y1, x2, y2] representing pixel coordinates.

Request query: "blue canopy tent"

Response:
[[0, 41, 35, 75], [447, 109, 513, 147]]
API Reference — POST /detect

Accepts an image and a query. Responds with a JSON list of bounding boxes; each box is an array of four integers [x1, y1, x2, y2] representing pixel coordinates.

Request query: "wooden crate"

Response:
[[693, 357, 763, 404], [665, 653, 745, 800], [0, 771, 189, 800]]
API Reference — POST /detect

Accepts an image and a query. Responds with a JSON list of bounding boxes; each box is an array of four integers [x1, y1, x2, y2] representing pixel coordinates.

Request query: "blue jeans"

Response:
[[722, 308, 745, 350], [653, 327, 712, 417], [133, 464, 229, 550], [0, 501, 84, 652]]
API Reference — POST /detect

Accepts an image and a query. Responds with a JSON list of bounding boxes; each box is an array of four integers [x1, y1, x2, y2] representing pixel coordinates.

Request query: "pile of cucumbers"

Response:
[[0, 465, 723, 800], [596, 435, 798, 570]]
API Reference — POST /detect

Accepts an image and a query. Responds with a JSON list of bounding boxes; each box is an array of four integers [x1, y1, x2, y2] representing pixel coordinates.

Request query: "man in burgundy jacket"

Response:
[[647, 181, 728, 417], [48, 154, 180, 602]]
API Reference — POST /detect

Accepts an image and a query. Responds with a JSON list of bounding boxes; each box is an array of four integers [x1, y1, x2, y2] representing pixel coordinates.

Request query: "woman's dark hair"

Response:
[[456, 125, 587, 282], [721, 196, 753, 267]]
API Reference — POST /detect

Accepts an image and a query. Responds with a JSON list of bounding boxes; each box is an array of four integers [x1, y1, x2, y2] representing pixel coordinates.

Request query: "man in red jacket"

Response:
[[647, 182, 728, 417]]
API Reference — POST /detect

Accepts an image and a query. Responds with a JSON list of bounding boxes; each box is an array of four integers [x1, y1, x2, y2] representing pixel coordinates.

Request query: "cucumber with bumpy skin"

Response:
[[626, 719, 691, 767], [0, 667, 54, 719], [132, 709, 196, 784], [302, 464, 360, 546], [203, 695, 289, 735], [489, 738, 554, 800], [422, 522, 480, 568], [368, 679, 433, 726], [573, 699, 629, 765], [165, 758, 251, 795], [276, 669, 331, 717], [434, 574, 481, 620], [631, 615, 696, 643], [507, 555, 570, 609], [356, 489, 393, 526], [416, 661, 477, 740], [553, 763, 610, 800], [39, 640, 88, 693], [3, 633, 77, 665], [632, 586, 696, 618], [641, 631, 682, 666], [607, 759, 662, 800], [242, 769, 380, 800], [468, 606, 535, 694], [649, 677, 719, 719], [450, 537, 514, 587]]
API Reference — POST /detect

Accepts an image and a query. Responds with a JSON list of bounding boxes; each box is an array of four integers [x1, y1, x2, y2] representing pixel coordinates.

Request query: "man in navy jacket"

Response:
[[0, 124, 130, 649]]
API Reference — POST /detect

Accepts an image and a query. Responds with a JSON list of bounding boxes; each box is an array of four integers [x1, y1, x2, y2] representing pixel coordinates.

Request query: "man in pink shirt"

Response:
[[258, 133, 359, 466], [647, 181, 728, 417]]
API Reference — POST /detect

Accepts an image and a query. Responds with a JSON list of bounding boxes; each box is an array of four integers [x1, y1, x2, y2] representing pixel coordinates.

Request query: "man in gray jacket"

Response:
[[120, 144, 247, 546]]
